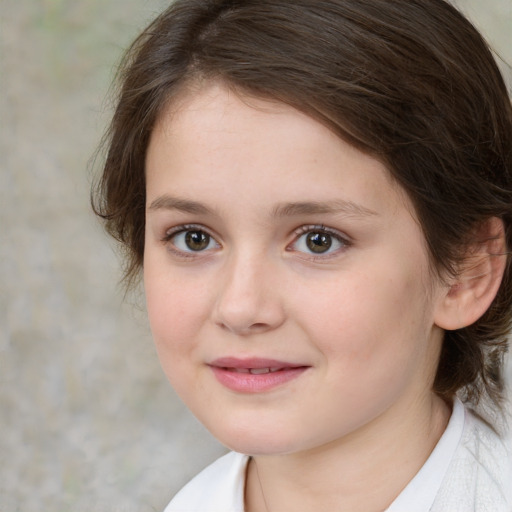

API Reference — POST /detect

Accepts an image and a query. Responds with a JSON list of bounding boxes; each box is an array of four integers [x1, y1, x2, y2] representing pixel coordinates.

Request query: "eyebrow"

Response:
[[148, 196, 214, 215], [148, 195, 377, 218], [272, 200, 378, 218]]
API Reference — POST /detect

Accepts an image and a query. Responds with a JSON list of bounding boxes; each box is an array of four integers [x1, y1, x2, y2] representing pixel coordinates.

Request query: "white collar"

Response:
[[164, 451, 247, 511], [386, 398, 465, 512]]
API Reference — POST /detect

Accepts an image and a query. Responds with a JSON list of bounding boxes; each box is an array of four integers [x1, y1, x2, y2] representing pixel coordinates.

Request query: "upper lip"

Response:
[[209, 357, 308, 370]]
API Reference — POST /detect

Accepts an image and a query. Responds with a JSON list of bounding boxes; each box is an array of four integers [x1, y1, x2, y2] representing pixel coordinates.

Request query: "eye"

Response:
[[290, 226, 349, 256], [165, 226, 220, 254]]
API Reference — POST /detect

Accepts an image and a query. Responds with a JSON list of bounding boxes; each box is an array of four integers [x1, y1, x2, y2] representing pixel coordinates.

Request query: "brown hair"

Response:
[[93, 0, 512, 408]]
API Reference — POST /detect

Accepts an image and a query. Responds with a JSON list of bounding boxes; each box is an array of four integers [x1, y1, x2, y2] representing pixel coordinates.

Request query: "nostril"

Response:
[[219, 320, 273, 335], [248, 322, 272, 333]]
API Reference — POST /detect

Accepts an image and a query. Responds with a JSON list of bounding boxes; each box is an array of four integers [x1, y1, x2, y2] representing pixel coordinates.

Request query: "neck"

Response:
[[245, 393, 450, 512]]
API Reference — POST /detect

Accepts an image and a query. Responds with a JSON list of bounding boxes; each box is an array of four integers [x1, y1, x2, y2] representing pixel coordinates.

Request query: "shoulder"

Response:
[[163, 451, 250, 512], [431, 403, 512, 512], [388, 399, 512, 512]]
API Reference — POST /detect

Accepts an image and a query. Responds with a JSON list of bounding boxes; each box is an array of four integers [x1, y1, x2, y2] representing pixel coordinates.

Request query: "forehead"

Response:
[[147, 82, 412, 220]]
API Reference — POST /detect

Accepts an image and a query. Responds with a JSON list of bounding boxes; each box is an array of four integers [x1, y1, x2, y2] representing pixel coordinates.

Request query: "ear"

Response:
[[434, 217, 507, 331]]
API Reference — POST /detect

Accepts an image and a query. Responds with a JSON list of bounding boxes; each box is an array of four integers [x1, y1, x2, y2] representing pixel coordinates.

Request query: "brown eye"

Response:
[[290, 226, 349, 257], [184, 230, 211, 251], [306, 232, 333, 253], [167, 228, 219, 253]]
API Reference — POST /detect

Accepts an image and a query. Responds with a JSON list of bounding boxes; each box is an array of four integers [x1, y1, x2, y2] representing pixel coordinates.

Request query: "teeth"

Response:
[[249, 367, 283, 374], [249, 368, 270, 374], [228, 367, 285, 374]]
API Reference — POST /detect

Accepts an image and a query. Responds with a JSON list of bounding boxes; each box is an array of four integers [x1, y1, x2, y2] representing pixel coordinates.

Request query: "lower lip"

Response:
[[210, 366, 308, 393]]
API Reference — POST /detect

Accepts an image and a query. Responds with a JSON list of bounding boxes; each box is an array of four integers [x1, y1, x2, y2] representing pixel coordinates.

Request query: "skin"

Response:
[[144, 82, 452, 512]]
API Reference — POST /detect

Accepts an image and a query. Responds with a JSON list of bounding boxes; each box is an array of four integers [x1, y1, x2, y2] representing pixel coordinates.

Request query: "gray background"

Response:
[[1, 1, 511, 511]]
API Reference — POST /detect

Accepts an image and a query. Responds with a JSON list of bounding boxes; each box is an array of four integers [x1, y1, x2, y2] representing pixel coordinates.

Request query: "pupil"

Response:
[[306, 232, 332, 253], [185, 230, 209, 251]]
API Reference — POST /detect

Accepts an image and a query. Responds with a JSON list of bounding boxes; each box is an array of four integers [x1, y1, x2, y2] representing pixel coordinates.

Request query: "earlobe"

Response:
[[434, 217, 507, 331]]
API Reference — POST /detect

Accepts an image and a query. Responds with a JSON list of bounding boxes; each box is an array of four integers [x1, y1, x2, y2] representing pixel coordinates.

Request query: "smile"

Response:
[[208, 357, 309, 393]]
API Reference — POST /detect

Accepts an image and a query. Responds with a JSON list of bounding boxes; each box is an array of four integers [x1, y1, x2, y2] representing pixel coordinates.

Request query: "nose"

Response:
[[213, 253, 285, 336]]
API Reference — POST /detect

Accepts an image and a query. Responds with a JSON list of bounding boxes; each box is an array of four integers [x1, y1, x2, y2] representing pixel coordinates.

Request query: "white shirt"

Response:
[[164, 400, 512, 512]]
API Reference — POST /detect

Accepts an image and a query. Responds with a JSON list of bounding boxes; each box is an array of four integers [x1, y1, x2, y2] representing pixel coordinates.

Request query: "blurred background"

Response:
[[1, 1, 511, 511]]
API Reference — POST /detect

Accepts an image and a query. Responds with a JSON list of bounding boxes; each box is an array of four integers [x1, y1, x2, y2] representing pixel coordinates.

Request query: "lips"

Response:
[[208, 357, 309, 393]]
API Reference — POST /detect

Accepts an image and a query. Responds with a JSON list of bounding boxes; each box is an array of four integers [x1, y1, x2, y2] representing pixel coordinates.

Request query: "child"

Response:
[[93, 0, 512, 510]]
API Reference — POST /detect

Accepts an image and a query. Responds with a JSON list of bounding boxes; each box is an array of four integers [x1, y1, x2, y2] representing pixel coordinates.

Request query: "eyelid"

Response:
[[161, 223, 221, 257], [162, 223, 216, 239], [287, 224, 352, 258]]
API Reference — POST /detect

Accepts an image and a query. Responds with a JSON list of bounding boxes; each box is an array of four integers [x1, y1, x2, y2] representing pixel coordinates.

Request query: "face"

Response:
[[144, 83, 448, 456]]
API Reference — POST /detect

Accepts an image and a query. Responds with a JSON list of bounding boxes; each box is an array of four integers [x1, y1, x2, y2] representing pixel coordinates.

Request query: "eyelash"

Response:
[[161, 224, 220, 258], [288, 225, 352, 259], [161, 224, 352, 259]]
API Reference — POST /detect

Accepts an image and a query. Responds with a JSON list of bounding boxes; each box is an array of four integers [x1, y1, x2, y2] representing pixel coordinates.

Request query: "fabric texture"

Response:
[[163, 400, 512, 512]]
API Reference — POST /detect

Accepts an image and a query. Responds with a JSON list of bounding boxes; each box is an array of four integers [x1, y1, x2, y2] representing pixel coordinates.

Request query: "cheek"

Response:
[[144, 260, 207, 356], [298, 265, 433, 364], [144, 272, 210, 399]]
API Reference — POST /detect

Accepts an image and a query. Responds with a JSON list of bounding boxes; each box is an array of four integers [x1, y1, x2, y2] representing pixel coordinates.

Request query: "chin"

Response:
[[210, 423, 306, 456]]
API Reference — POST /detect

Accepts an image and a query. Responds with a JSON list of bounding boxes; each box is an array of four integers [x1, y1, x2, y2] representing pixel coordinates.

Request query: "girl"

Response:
[[93, 0, 512, 510]]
